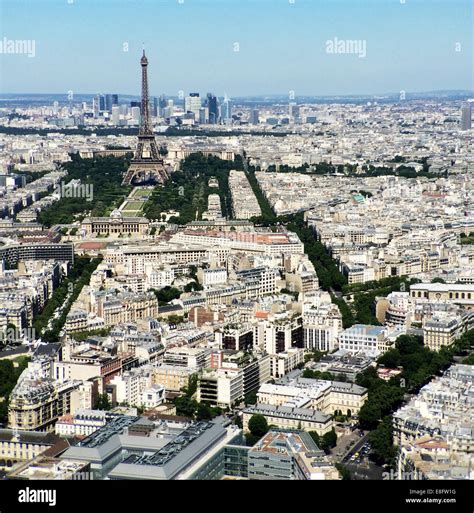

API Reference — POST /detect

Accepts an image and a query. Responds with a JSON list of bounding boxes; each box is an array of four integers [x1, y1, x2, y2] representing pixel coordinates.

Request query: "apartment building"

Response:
[[197, 351, 271, 408], [151, 365, 195, 392], [162, 346, 212, 369], [256, 312, 304, 354], [393, 365, 473, 451], [338, 324, 404, 354], [55, 409, 108, 437], [8, 367, 81, 432], [0, 430, 72, 471], [303, 302, 343, 352], [228, 170, 261, 220], [257, 376, 367, 417], [269, 348, 305, 379], [247, 430, 340, 480], [422, 315, 464, 351], [242, 404, 332, 436], [110, 367, 154, 407], [197, 267, 227, 286], [215, 324, 254, 352]]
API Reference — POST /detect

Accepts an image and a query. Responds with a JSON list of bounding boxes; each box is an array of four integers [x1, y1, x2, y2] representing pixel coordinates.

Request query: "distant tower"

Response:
[[185, 93, 201, 119], [105, 94, 118, 112], [207, 93, 218, 124], [111, 105, 121, 125], [122, 50, 168, 186], [461, 103, 472, 131], [250, 108, 260, 125], [220, 94, 232, 123]]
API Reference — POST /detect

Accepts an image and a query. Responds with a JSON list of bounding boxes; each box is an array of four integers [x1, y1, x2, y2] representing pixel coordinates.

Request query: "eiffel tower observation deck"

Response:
[[122, 51, 168, 186]]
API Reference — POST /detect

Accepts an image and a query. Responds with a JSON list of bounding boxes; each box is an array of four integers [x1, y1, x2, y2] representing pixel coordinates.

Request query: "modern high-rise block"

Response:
[[185, 93, 201, 119], [461, 103, 472, 130], [207, 93, 218, 124]]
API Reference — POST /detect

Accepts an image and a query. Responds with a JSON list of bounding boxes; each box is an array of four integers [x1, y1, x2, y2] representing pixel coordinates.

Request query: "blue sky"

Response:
[[0, 0, 472, 96]]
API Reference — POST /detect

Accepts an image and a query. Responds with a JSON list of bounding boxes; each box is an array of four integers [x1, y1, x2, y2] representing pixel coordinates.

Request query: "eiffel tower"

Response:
[[122, 50, 168, 186]]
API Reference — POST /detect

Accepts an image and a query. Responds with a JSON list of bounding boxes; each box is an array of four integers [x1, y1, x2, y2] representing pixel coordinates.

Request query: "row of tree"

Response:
[[356, 331, 474, 466], [38, 154, 131, 226], [0, 357, 29, 424], [33, 257, 101, 341], [244, 174, 349, 294], [143, 153, 243, 222], [244, 168, 349, 292], [249, 158, 436, 179], [349, 277, 421, 325], [302, 368, 348, 382]]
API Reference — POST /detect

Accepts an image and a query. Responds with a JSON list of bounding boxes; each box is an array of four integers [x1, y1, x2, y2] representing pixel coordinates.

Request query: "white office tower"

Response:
[[92, 96, 99, 118], [185, 93, 201, 118], [163, 99, 174, 118], [461, 103, 472, 130], [111, 105, 121, 125], [131, 106, 141, 124]]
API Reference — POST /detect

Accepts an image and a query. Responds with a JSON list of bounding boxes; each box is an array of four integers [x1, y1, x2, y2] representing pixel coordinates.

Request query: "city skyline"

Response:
[[0, 0, 472, 96]]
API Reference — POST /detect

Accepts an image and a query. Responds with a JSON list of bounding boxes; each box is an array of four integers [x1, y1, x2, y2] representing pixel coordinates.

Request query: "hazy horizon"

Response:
[[0, 0, 472, 97]]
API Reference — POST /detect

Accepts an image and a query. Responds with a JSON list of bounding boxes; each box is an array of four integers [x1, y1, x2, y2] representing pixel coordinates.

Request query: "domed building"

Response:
[[81, 209, 149, 236]]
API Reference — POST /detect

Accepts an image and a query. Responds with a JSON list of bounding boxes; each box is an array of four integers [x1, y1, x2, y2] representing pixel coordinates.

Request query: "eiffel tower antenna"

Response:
[[122, 50, 168, 186]]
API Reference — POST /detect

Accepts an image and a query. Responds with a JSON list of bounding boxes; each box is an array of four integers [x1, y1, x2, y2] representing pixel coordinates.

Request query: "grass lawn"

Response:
[[460, 235, 474, 245], [131, 188, 152, 199], [121, 200, 145, 210]]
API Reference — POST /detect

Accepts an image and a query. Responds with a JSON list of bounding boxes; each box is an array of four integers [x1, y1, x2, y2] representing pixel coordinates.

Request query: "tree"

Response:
[[196, 403, 213, 420], [396, 334, 423, 355], [335, 463, 351, 480], [96, 393, 111, 411], [0, 357, 29, 424], [152, 286, 181, 305], [174, 396, 198, 418], [313, 350, 326, 362], [462, 354, 474, 365], [244, 390, 258, 405], [358, 401, 382, 430], [356, 366, 382, 390], [369, 416, 397, 466], [322, 428, 337, 451], [378, 349, 401, 369], [248, 414, 268, 437], [308, 431, 321, 447], [184, 281, 203, 293], [182, 374, 198, 398]]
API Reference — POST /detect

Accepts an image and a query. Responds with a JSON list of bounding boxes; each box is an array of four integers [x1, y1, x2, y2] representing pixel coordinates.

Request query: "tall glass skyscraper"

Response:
[[207, 93, 218, 124]]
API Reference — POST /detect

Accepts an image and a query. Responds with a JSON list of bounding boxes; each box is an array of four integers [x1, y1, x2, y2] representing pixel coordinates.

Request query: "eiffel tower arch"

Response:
[[122, 51, 169, 186]]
